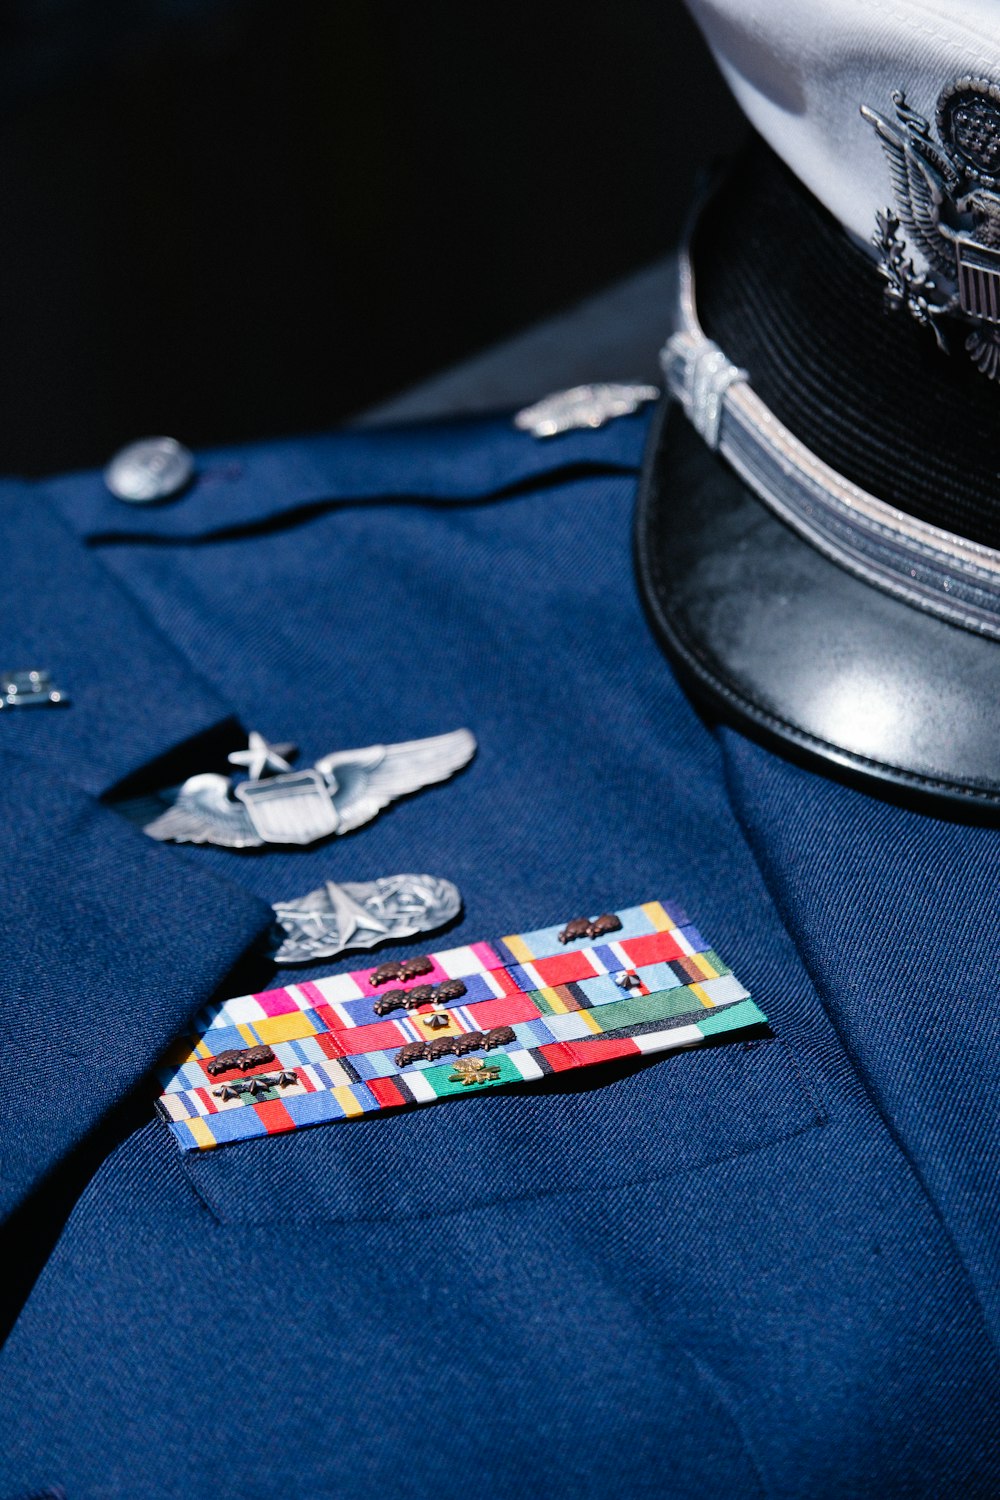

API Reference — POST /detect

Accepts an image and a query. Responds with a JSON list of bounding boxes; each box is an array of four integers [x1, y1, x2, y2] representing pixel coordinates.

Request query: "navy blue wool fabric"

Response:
[[0, 411, 996, 1497]]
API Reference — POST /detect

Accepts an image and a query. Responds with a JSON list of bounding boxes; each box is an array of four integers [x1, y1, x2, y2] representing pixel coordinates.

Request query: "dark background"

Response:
[[0, 0, 741, 475]]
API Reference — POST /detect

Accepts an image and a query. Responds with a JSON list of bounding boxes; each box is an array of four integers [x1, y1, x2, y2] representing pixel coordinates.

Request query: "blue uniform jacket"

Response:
[[0, 407, 997, 1497]]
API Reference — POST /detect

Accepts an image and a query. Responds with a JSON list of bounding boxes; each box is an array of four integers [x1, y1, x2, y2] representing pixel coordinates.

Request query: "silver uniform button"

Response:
[[104, 436, 195, 503]]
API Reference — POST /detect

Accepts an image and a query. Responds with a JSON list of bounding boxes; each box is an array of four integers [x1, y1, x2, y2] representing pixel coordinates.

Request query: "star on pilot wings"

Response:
[[862, 81, 1000, 378], [143, 728, 476, 848]]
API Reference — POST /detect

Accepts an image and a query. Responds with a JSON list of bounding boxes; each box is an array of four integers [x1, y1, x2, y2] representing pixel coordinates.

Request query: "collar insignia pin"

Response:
[[514, 383, 659, 438], [0, 669, 68, 709]]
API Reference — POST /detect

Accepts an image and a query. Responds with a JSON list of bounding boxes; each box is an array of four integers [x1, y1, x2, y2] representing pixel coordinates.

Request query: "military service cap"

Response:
[[639, 0, 1000, 810]]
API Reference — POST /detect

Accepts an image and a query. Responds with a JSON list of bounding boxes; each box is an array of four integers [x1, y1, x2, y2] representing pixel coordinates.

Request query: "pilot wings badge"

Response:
[[143, 728, 476, 849], [863, 78, 1000, 379]]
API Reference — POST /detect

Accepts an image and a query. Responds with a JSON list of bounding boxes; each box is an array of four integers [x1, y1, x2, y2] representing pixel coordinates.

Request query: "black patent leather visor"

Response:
[[635, 397, 1000, 814]]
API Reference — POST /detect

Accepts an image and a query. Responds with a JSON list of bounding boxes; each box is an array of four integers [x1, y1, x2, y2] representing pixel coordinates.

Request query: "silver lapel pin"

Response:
[[514, 382, 659, 438], [271, 873, 462, 963], [143, 728, 476, 848], [0, 669, 68, 708]]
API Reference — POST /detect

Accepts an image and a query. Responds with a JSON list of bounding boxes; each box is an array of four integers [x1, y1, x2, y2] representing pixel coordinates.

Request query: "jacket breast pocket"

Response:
[[178, 1034, 825, 1226]]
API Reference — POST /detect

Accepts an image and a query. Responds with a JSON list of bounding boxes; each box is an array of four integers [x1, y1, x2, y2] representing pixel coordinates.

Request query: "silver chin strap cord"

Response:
[[662, 246, 1000, 641]]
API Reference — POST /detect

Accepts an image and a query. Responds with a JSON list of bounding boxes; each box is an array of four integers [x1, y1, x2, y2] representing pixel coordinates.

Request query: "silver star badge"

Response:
[[272, 873, 462, 963], [143, 728, 476, 849]]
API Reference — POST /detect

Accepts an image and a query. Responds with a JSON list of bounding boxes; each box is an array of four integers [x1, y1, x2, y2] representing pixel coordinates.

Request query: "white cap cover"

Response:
[[683, 0, 1000, 249]]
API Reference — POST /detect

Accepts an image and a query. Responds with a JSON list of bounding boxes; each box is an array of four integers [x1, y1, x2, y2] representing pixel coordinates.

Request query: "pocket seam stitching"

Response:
[[181, 1040, 827, 1228]]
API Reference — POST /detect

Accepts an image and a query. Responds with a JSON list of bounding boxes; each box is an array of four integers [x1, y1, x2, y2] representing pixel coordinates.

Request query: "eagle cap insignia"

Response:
[[863, 77, 1000, 379]]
